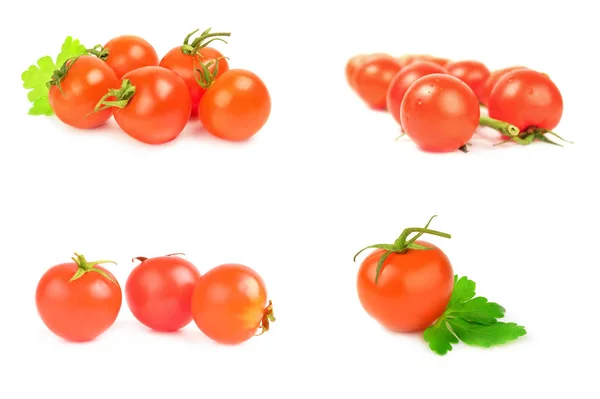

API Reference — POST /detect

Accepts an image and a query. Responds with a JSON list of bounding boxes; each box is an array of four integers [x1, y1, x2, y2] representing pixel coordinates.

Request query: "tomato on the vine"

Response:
[[95, 66, 192, 144], [48, 55, 119, 129], [445, 60, 490, 102], [191, 263, 275, 345], [386, 60, 447, 126], [198, 69, 271, 141], [353, 56, 402, 110], [35, 253, 122, 342], [97, 35, 159, 78], [160, 29, 231, 117], [354, 216, 454, 332], [126, 254, 201, 332], [400, 74, 480, 152], [480, 66, 527, 107], [488, 68, 563, 131]]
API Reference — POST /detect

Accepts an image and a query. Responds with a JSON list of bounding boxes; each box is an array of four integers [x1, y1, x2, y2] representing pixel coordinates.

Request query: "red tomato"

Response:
[[400, 74, 480, 152], [191, 263, 275, 345], [347, 53, 394, 90], [98, 66, 192, 144], [103, 35, 159, 78], [160, 47, 230, 117], [357, 243, 454, 332], [445, 60, 491, 102], [48, 56, 119, 129], [386, 61, 447, 126], [35, 253, 122, 342], [125, 255, 201, 332], [353, 56, 402, 110], [198, 69, 271, 141], [488, 69, 563, 131], [480, 66, 527, 107]]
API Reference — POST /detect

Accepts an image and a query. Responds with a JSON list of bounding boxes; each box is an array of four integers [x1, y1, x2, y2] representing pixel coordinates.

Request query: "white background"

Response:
[[1, 0, 599, 397]]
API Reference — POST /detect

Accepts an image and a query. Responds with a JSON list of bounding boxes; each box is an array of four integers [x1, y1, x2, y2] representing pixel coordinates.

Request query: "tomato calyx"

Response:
[[93, 79, 136, 113], [256, 300, 276, 336], [87, 44, 110, 61], [180, 28, 231, 56], [46, 56, 82, 94], [131, 253, 187, 263], [194, 57, 228, 89], [353, 215, 452, 284], [494, 126, 573, 147], [478, 116, 520, 138], [69, 252, 117, 284]]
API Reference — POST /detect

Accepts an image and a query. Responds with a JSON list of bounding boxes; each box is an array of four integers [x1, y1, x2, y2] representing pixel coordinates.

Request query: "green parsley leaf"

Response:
[[424, 275, 526, 355], [21, 36, 88, 116]]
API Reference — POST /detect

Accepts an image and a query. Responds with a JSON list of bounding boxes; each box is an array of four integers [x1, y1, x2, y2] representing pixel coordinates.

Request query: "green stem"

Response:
[[69, 253, 118, 284], [179, 28, 231, 55], [87, 45, 109, 61], [93, 79, 136, 113], [479, 115, 520, 137], [354, 215, 452, 284]]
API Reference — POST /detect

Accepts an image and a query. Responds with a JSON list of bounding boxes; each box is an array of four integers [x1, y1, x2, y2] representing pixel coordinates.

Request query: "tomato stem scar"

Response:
[[69, 252, 118, 284], [353, 215, 452, 284]]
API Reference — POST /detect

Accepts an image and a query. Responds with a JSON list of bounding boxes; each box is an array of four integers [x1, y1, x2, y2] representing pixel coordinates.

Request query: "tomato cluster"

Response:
[[46, 28, 271, 144], [347, 53, 570, 152], [35, 253, 275, 344]]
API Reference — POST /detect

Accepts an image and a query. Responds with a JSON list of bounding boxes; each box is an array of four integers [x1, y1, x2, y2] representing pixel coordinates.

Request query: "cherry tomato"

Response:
[[35, 253, 122, 342], [191, 263, 275, 345], [160, 47, 229, 117], [48, 56, 119, 129], [445, 60, 491, 102], [353, 56, 402, 110], [102, 35, 159, 78], [347, 53, 394, 90], [480, 66, 527, 107], [386, 60, 447, 126], [101, 66, 192, 144], [198, 69, 271, 141], [400, 74, 480, 152], [357, 243, 454, 332], [125, 254, 201, 332]]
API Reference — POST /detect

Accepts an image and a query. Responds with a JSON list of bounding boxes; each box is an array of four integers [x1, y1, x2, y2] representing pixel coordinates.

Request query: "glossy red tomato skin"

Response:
[[191, 264, 268, 345], [400, 74, 480, 152], [104, 35, 159, 78], [198, 69, 271, 141], [357, 242, 454, 332], [488, 69, 563, 131], [113, 66, 192, 144], [480, 66, 527, 107], [48, 56, 119, 129], [445, 60, 491, 102], [159, 47, 230, 117], [386, 61, 448, 126], [125, 256, 201, 332], [353, 56, 402, 110], [35, 263, 122, 342]]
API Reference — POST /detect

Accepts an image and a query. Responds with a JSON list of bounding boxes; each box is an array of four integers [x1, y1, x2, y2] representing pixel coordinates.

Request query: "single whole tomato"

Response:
[[353, 56, 402, 110], [35, 253, 122, 342], [125, 254, 201, 332], [480, 66, 527, 107], [400, 74, 480, 152], [445, 60, 491, 102], [386, 60, 448, 126], [355, 217, 454, 332], [101, 35, 159, 78], [347, 53, 394, 90], [191, 263, 275, 345], [96, 66, 192, 144], [48, 55, 119, 129], [488, 68, 563, 131], [198, 69, 271, 141], [160, 47, 229, 117]]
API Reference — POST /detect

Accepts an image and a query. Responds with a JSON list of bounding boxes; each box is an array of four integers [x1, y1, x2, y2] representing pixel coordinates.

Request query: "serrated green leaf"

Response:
[[447, 296, 505, 325], [448, 275, 476, 308], [424, 320, 458, 356], [447, 318, 526, 348], [21, 36, 87, 116]]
